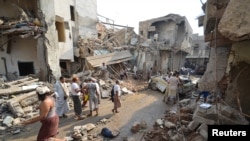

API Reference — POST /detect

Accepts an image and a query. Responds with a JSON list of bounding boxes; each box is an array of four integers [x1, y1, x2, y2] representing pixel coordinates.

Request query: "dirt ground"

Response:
[[1, 78, 174, 141]]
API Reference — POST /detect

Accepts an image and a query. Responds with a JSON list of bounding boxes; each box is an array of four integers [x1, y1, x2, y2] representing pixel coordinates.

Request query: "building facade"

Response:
[[0, 0, 97, 81], [136, 14, 193, 74]]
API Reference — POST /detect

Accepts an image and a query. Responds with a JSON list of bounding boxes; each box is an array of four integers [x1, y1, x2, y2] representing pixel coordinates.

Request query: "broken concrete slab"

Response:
[[187, 121, 200, 131], [7, 101, 25, 117], [19, 95, 38, 107]]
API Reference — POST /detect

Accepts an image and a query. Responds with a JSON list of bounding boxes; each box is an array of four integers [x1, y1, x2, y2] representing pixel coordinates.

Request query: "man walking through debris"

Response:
[[54, 76, 70, 118], [83, 78, 100, 117], [112, 80, 121, 113], [167, 72, 180, 104]]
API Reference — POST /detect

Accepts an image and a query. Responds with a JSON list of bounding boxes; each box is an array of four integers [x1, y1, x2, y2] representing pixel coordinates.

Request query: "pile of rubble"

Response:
[[64, 118, 111, 141], [0, 4, 45, 39], [132, 98, 249, 141], [0, 76, 52, 135]]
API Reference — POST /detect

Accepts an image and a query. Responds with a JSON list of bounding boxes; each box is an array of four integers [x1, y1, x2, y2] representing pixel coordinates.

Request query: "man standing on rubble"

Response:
[[54, 76, 70, 118]]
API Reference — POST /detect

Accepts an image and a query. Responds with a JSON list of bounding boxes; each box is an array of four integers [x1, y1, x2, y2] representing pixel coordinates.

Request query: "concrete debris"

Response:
[[84, 123, 96, 131], [3, 116, 14, 127], [164, 120, 176, 129], [143, 95, 249, 141], [131, 122, 141, 133]]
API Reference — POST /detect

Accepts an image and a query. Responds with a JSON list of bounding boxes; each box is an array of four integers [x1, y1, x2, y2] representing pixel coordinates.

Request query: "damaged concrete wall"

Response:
[[39, 0, 61, 80], [198, 47, 230, 92], [54, 0, 74, 61], [218, 0, 250, 41], [0, 37, 39, 77], [225, 41, 250, 116], [138, 14, 193, 72], [75, 0, 97, 38]]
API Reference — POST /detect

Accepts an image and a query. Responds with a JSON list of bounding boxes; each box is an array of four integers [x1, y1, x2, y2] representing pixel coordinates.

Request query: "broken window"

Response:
[[70, 6, 75, 21], [55, 21, 66, 42], [18, 62, 35, 76]]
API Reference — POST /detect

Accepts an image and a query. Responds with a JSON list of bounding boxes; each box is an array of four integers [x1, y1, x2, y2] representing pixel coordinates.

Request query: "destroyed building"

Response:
[[198, 0, 250, 118], [0, 0, 98, 82], [185, 34, 209, 68], [136, 14, 193, 74]]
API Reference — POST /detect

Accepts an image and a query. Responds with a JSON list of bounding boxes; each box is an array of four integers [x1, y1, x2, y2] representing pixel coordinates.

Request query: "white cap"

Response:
[[36, 86, 51, 95]]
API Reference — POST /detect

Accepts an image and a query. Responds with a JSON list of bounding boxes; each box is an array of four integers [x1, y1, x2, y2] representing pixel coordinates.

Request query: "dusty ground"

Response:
[[2, 90, 170, 141], [1, 77, 175, 141]]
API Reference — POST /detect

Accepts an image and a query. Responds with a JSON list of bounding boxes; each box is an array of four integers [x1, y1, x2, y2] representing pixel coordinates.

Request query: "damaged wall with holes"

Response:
[[198, 0, 250, 117], [0, 0, 50, 81], [137, 14, 193, 73], [0, 0, 98, 82]]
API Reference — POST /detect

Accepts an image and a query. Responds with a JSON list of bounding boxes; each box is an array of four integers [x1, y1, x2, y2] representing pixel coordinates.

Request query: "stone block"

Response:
[[187, 121, 200, 131], [3, 116, 14, 127]]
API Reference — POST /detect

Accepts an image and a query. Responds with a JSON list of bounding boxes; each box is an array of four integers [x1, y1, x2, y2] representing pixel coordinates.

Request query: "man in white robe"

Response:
[[54, 76, 70, 118]]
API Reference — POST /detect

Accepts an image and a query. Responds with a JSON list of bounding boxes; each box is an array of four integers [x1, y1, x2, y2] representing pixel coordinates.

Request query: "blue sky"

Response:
[[97, 0, 205, 35]]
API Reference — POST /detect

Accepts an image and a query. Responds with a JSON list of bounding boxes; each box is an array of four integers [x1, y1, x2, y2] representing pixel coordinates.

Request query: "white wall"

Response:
[[75, 0, 97, 38], [54, 0, 74, 61], [0, 37, 39, 76]]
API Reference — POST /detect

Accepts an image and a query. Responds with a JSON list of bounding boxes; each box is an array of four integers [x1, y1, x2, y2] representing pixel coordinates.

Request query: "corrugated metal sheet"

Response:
[[86, 50, 133, 67]]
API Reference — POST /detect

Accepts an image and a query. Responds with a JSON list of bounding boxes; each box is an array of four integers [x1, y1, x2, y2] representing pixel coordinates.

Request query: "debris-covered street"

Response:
[[1, 0, 250, 141]]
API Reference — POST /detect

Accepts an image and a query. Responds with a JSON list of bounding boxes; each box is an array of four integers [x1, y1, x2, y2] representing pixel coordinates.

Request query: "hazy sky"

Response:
[[97, 0, 205, 35]]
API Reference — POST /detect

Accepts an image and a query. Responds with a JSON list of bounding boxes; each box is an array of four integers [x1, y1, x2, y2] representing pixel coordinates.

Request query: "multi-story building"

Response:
[[0, 0, 97, 81]]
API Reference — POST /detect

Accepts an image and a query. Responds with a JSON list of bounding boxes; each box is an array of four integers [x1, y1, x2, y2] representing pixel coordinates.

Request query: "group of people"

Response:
[[20, 75, 122, 141], [162, 71, 182, 104]]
